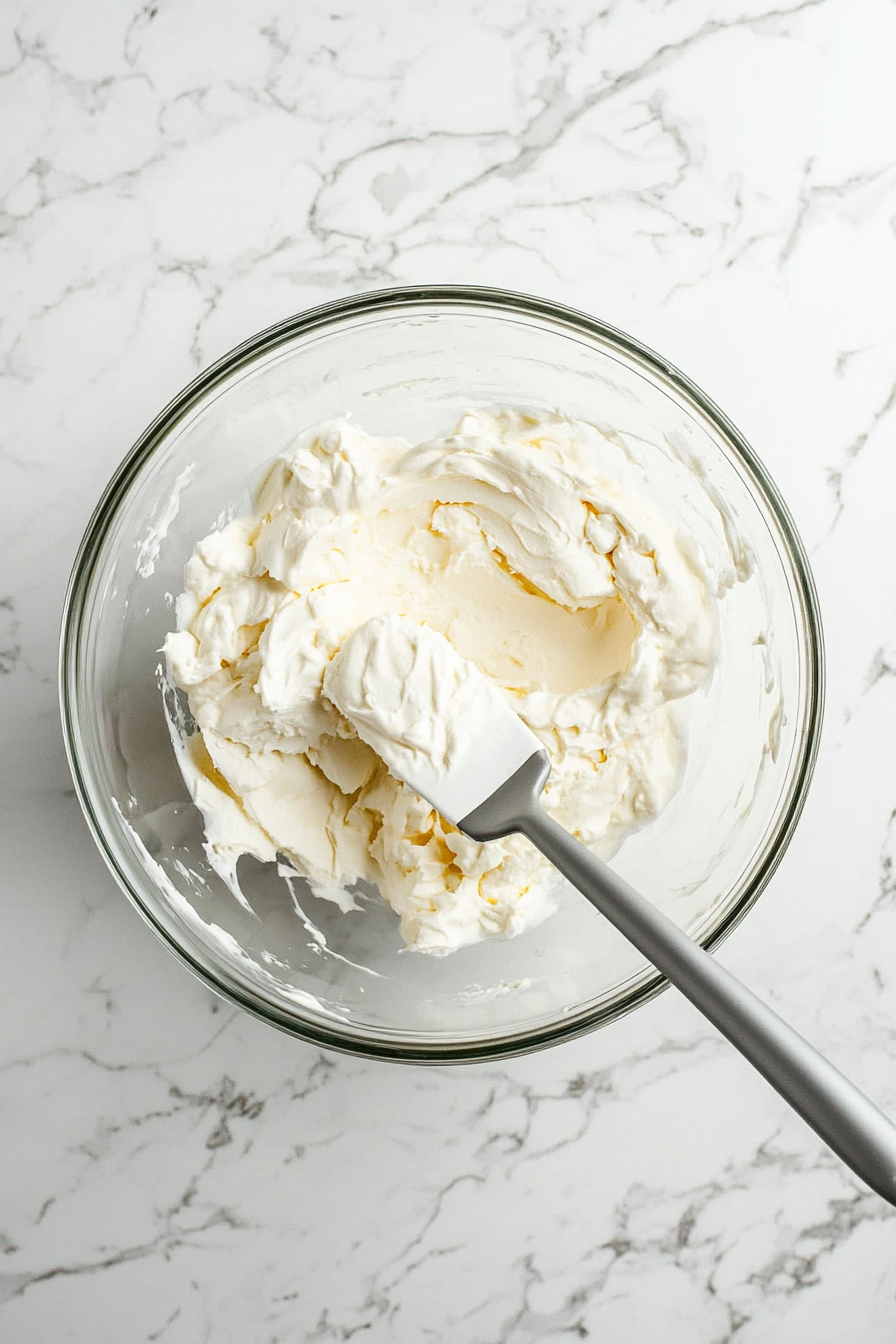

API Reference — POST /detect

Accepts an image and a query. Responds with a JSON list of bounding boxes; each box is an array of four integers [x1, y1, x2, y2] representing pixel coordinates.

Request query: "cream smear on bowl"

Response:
[[164, 408, 739, 955]]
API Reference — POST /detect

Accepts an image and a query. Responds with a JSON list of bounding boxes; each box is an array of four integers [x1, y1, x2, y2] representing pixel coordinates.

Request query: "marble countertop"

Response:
[[3, 0, 896, 1339]]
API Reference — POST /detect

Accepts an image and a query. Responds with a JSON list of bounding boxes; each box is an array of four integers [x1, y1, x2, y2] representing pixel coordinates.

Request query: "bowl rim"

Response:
[[59, 282, 825, 1064]]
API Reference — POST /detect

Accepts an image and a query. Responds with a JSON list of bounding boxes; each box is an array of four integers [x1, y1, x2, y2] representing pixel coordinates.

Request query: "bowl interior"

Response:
[[62, 292, 821, 1060]]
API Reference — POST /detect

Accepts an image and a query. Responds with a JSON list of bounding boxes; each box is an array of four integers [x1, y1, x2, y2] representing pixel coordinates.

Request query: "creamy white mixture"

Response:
[[324, 613, 542, 825], [324, 614, 503, 788], [165, 409, 723, 954]]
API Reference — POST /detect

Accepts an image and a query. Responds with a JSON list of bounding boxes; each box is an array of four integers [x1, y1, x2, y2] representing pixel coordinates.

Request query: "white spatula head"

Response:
[[323, 614, 543, 826]]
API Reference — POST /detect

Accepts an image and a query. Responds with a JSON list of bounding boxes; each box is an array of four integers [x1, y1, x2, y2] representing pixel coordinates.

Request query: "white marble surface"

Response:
[[3, 0, 896, 1338]]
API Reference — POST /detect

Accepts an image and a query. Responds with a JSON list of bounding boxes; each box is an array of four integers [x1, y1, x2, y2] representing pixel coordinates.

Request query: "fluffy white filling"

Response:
[[165, 408, 723, 954]]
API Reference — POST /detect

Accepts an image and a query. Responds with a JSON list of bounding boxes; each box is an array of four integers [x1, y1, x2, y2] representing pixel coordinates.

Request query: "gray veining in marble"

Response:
[[2, 0, 896, 1339]]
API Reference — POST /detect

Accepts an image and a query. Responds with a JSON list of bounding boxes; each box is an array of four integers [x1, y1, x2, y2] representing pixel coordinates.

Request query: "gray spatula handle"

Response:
[[460, 752, 896, 1205]]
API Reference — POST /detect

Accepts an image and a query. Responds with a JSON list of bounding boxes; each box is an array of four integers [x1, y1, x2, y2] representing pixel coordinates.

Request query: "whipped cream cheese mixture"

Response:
[[325, 613, 543, 826], [165, 408, 727, 955]]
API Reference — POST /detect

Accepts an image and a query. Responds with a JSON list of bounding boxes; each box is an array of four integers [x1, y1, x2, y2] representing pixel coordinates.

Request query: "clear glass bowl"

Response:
[[60, 286, 823, 1063]]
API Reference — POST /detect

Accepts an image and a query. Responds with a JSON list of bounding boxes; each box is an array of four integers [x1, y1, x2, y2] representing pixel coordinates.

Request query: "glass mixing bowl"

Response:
[[60, 285, 823, 1063]]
